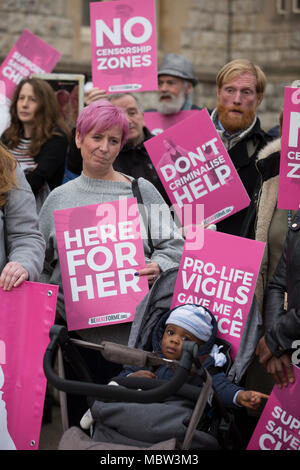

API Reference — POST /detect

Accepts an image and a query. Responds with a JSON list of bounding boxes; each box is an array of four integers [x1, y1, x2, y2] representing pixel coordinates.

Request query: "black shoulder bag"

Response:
[[131, 178, 154, 256]]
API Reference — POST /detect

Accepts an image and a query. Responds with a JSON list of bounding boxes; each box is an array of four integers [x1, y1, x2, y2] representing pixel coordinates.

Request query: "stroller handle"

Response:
[[43, 325, 199, 404]]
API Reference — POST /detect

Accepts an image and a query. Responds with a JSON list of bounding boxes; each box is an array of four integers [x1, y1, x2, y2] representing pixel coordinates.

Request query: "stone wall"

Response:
[[0, 0, 74, 59]]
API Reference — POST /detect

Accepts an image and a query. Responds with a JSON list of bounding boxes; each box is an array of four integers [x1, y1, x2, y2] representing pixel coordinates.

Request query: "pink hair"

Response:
[[76, 100, 129, 148]]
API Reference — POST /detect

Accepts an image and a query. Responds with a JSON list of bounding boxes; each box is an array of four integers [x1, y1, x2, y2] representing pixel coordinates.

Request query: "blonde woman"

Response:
[[0, 143, 45, 290]]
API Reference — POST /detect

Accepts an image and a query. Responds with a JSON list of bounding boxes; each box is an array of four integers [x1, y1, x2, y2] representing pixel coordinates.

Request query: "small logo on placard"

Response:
[[88, 312, 131, 325]]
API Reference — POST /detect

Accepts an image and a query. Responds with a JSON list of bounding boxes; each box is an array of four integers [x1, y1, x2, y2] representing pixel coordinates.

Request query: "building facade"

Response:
[[1, 0, 300, 130]]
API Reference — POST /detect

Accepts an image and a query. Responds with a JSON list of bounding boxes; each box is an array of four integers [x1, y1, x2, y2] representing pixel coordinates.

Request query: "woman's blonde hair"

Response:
[[3, 78, 70, 157], [0, 143, 17, 208], [216, 59, 267, 96]]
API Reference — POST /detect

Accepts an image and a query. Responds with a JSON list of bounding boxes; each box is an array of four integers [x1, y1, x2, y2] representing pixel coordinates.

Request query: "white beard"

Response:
[[157, 89, 186, 115]]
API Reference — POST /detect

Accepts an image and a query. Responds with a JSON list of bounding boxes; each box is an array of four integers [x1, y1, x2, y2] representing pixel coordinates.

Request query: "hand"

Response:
[[266, 354, 295, 388], [84, 87, 108, 105], [256, 336, 273, 366], [0, 261, 29, 291], [135, 260, 161, 286], [236, 390, 269, 410], [129, 370, 157, 379], [180, 223, 217, 237]]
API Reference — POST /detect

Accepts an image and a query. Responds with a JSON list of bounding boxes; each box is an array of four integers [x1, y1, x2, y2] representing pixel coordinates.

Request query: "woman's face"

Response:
[[75, 125, 123, 178], [16, 83, 39, 126]]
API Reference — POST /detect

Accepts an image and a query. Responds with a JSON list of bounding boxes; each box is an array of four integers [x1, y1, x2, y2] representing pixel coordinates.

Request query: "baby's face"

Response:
[[161, 323, 203, 360]]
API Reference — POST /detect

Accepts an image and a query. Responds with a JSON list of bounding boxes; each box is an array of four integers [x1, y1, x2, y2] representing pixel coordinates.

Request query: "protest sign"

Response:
[[278, 87, 300, 210], [144, 108, 250, 228], [54, 198, 149, 331], [32, 73, 85, 131], [247, 366, 300, 450], [90, 0, 157, 92], [0, 281, 58, 450], [144, 110, 199, 135], [171, 228, 265, 359], [0, 29, 61, 104]]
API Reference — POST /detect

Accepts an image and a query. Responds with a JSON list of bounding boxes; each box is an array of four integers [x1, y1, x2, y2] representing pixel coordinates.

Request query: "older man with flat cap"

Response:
[[152, 53, 201, 115]]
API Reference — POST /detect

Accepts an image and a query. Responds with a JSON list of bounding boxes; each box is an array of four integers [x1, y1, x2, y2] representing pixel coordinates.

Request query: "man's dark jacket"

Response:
[[216, 118, 273, 239], [264, 209, 300, 356]]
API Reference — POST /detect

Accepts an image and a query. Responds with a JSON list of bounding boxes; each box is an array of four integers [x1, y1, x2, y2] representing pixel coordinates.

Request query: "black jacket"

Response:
[[216, 119, 273, 239], [2, 129, 68, 194], [113, 126, 171, 206], [264, 209, 300, 356]]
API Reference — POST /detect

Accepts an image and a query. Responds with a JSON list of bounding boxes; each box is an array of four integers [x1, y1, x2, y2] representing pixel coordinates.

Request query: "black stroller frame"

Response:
[[44, 324, 241, 450], [43, 266, 259, 450]]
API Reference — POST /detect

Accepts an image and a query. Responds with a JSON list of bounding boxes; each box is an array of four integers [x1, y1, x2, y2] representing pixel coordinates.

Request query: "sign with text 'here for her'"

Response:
[[54, 198, 149, 331]]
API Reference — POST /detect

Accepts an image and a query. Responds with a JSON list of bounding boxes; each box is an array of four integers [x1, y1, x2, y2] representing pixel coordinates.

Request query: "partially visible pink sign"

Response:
[[144, 110, 200, 135], [54, 198, 149, 331], [144, 109, 250, 227], [278, 87, 300, 210], [90, 0, 157, 93], [171, 228, 265, 360], [247, 366, 300, 450], [0, 281, 58, 450], [0, 29, 61, 102]]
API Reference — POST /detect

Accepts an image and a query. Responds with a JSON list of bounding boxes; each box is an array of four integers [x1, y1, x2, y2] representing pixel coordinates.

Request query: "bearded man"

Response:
[[211, 59, 273, 238], [152, 53, 201, 115]]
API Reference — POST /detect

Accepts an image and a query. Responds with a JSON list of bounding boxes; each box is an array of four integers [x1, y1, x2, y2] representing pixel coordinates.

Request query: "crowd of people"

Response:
[[1, 53, 299, 446]]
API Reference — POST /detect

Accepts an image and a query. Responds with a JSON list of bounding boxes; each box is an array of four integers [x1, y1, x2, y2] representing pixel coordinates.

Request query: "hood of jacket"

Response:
[[256, 137, 281, 181], [257, 137, 281, 161]]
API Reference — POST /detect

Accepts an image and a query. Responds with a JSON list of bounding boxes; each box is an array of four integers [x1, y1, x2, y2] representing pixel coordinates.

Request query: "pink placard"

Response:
[[90, 0, 157, 93], [0, 29, 61, 103], [171, 228, 265, 360], [54, 198, 149, 331], [278, 87, 300, 210], [247, 366, 300, 450], [144, 109, 250, 227], [144, 110, 200, 135], [0, 281, 58, 450]]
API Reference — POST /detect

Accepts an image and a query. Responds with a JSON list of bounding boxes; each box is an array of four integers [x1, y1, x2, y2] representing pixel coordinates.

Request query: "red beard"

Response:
[[217, 103, 255, 134]]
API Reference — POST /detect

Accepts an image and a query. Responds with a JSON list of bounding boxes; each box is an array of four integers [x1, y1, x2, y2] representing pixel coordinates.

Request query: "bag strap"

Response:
[[131, 178, 154, 255]]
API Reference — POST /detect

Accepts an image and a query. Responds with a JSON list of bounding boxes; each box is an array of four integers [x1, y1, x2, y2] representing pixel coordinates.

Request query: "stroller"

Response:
[[43, 267, 262, 450]]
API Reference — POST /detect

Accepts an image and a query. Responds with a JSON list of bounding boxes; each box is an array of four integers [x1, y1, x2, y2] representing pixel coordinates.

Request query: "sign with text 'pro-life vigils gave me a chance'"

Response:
[[171, 228, 265, 360]]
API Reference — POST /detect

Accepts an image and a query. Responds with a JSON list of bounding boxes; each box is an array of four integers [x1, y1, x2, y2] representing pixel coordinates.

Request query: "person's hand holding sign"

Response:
[[135, 258, 161, 286], [0, 261, 29, 291], [84, 86, 108, 106]]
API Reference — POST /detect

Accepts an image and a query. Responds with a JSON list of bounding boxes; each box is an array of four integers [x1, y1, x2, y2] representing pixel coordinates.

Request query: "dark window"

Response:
[[293, 0, 300, 12], [82, 0, 103, 27], [277, 0, 287, 13]]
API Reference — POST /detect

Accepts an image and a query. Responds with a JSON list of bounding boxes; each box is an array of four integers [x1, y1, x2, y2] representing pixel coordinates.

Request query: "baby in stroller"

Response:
[[81, 304, 268, 447], [119, 304, 268, 409]]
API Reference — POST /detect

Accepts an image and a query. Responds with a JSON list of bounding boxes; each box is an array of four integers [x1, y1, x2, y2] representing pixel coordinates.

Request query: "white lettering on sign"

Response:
[[288, 111, 300, 148], [96, 16, 152, 47]]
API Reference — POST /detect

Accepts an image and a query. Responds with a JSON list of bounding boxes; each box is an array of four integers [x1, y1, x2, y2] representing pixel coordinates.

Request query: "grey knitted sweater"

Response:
[[39, 172, 184, 344]]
